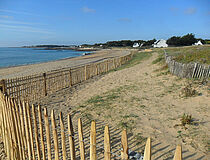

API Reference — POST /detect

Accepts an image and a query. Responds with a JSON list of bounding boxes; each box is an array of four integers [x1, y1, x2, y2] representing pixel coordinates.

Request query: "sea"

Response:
[[0, 47, 88, 68]]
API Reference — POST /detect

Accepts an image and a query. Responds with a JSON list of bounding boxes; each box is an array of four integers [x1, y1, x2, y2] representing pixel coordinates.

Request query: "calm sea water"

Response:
[[0, 47, 88, 68]]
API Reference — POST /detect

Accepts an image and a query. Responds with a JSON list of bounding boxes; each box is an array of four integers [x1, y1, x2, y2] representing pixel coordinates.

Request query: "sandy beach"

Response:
[[0, 49, 131, 79], [33, 51, 210, 159]]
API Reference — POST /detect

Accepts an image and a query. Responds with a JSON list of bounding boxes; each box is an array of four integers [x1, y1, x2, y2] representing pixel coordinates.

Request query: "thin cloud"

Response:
[[0, 19, 45, 25], [170, 7, 179, 13], [118, 18, 132, 22], [0, 9, 44, 17], [82, 7, 95, 13], [0, 15, 13, 19], [0, 24, 53, 34], [185, 8, 197, 15]]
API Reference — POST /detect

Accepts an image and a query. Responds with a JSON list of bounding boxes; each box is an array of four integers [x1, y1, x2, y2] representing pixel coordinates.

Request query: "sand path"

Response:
[[36, 51, 209, 159]]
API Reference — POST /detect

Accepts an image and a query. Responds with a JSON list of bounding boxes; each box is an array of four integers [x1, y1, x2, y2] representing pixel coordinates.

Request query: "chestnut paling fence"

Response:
[[0, 92, 183, 160], [0, 54, 133, 102]]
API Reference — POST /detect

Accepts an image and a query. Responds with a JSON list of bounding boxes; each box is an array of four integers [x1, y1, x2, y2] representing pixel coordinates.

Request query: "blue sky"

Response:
[[0, 0, 209, 47]]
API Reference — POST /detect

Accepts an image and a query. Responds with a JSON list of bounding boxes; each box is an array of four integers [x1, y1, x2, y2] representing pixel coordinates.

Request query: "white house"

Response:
[[133, 43, 139, 48], [194, 40, 203, 46], [153, 39, 168, 48]]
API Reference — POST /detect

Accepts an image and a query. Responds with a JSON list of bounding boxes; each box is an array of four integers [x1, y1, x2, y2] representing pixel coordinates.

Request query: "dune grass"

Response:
[[164, 45, 210, 64]]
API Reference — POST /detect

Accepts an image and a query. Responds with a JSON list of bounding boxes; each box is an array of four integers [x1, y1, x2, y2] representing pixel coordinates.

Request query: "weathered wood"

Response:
[[14, 99, 26, 159], [26, 102, 36, 159], [143, 137, 151, 160], [173, 144, 182, 160], [90, 120, 97, 160], [104, 125, 111, 160], [38, 105, 46, 160], [60, 112, 67, 160], [121, 129, 128, 160], [32, 104, 41, 160], [68, 114, 76, 160], [78, 118, 85, 160], [12, 99, 23, 160], [51, 110, 59, 160], [69, 69, 73, 87], [0, 79, 6, 95], [44, 108, 51, 160], [23, 101, 32, 160], [19, 100, 27, 158]]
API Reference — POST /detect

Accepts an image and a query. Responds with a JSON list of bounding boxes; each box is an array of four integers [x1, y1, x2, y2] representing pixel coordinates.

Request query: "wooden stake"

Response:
[[104, 125, 111, 160], [44, 108, 51, 160], [90, 120, 96, 160], [143, 137, 151, 160], [32, 104, 41, 160], [78, 118, 85, 160], [68, 114, 76, 160], [59, 112, 67, 160], [173, 144, 182, 160], [43, 73, 47, 96], [69, 69, 73, 87], [23, 101, 32, 160], [38, 105, 46, 160], [121, 129, 128, 160], [51, 110, 59, 160]]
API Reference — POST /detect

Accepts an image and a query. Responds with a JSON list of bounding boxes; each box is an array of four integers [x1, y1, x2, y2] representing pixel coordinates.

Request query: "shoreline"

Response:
[[0, 49, 131, 79]]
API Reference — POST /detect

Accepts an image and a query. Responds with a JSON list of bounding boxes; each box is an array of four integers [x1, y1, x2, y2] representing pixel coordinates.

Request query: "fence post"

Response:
[[69, 69, 72, 87], [90, 120, 96, 160], [51, 110, 59, 160], [68, 114, 76, 160], [104, 125, 111, 160], [121, 129, 128, 160], [0, 79, 6, 95], [43, 73, 47, 96], [106, 60, 109, 72], [84, 65, 87, 80], [59, 112, 67, 160], [78, 118, 85, 160], [143, 137, 151, 160], [173, 144, 182, 160]]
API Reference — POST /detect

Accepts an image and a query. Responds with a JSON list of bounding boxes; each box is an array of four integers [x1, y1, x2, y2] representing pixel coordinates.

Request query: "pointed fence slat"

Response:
[[121, 129, 128, 160], [78, 118, 85, 160], [143, 137, 151, 160], [51, 110, 59, 160], [173, 145, 182, 160], [104, 125, 111, 160], [26, 102, 36, 159], [68, 114, 76, 160], [44, 108, 51, 160], [32, 104, 41, 160], [23, 101, 32, 160], [60, 112, 67, 160], [90, 120, 96, 160], [38, 105, 46, 160]]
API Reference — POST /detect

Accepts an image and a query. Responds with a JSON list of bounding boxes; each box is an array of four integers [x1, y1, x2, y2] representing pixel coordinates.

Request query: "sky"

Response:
[[0, 0, 210, 47]]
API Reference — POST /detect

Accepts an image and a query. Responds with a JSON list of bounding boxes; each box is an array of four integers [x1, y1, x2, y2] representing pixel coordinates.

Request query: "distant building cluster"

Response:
[[132, 39, 203, 48]]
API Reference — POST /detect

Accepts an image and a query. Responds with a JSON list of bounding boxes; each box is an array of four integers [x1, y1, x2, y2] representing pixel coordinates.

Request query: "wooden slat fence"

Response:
[[0, 92, 182, 160], [164, 51, 210, 79], [0, 54, 133, 102]]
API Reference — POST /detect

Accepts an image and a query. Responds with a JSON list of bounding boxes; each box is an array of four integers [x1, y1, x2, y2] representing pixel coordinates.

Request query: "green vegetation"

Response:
[[180, 113, 193, 126], [181, 83, 199, 97], [165, 45, 210, 64], [111, 51, 153, 71]]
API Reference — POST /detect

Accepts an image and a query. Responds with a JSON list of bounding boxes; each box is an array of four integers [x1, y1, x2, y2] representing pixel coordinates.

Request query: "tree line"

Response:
[[82, 33, 208, 48]]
